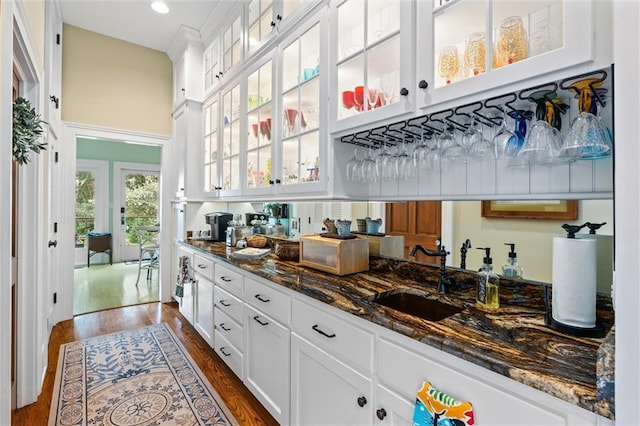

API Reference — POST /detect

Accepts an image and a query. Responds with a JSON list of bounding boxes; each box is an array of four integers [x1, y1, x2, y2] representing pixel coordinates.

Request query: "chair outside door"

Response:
[[136, 225, 160, 286]]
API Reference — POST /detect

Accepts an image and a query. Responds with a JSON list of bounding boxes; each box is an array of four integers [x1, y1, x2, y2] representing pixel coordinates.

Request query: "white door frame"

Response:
[[60, 124, 171, 323], [113, 162, 161, 262], [75, 159, 109, 266]]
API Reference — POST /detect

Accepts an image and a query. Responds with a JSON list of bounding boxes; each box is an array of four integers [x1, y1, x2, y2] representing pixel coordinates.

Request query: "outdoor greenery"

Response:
[[13, 97, 46, 165], [75, 171, 158, 246]]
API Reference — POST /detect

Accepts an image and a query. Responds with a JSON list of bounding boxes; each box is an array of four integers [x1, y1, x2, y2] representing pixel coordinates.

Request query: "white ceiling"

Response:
[[59, 0, 225, 52]]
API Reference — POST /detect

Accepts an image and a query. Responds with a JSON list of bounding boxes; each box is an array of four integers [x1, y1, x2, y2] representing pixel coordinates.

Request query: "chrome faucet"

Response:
[[460, 239, 472, 269], [410, 239, 453, 294]]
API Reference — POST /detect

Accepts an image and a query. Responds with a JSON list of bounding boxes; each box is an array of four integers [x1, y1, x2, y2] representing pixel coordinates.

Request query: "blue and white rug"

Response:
[[49, 323, 237, 425]]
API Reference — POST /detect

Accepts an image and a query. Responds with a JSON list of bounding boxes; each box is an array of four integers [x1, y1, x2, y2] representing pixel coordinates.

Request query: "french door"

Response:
[[114, 162, 160, 261]]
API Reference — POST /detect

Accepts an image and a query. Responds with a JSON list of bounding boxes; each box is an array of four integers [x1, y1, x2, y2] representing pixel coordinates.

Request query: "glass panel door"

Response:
[[281, 21, 321, 186], [221, 83, 242, 192], [248, 0, 274, 53], [119, 169, 159, 261], [204, 98, 220, 192], [223, 15, 242, 74], [246, 60, 273, 189]]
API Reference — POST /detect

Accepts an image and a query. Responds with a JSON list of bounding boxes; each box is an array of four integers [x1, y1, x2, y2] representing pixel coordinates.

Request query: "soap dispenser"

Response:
[[502, 243, 524, 279], [476, 247, 500, 311]]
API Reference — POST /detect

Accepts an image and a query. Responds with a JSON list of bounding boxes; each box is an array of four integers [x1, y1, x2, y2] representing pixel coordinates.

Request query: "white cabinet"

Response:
[[330, 0, 416, 134], [290, 333, 373, 425], [376, 333, 598, 425], [179, 279, 195, 324], [214, 285, 244, 377], [417, 0, 609, 109], [194, 275, 215, 347], [175, 244, 195, 323], [374, 384, 414, 425], [244, 304, 290, 425]]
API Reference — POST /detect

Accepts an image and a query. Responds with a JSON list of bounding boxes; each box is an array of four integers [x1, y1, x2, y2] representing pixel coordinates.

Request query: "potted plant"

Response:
[[263, 203, 281, 218], [13, 97, 46, 165]]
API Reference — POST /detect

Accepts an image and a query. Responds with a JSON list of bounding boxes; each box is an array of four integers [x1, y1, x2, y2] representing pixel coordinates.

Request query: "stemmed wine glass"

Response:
[[346, 148, 360, 182], [413, 129, 431, 169], [361, 145, 378, 182], [375, 142, 394, 181], [496, 16, 529, 67], [464, 32, 486, 77], [492, 105, 518, 159], [354, 86, 365, 112], [394, 133, 413, 180]]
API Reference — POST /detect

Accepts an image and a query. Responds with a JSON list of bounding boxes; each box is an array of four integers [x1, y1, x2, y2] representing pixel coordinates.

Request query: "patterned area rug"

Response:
[[48, 323, 238, 426]]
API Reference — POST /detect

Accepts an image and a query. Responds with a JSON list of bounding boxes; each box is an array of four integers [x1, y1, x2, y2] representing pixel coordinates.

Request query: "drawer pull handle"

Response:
[[219, 300, 231, 307], [220, 347, 231, 357], [253, 315, 269, 326], [357, 396, 367, 407], [218, 323, 230, 331], [220, 276, 232, 282], [197, 264, 207, 268], [254, 294, 270, 303], [376, 408, 387, 420], [312, 324, 335, 338]]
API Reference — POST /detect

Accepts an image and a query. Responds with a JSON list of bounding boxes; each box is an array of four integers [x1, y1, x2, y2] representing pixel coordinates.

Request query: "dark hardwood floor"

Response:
[[11, 302, 279, 426]]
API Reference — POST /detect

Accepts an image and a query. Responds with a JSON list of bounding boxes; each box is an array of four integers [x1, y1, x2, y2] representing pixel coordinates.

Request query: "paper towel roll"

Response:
[[552, 237, 597, 328], [579, 234, 614, 295]]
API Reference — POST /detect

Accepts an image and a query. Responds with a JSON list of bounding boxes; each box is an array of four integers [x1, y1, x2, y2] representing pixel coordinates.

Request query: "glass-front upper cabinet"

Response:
[[330, 0, 415, 133], [203, 97, 220, 193], [245, 57, 274, 194], [222, 15, 243, 76], [278, 10, 326, 194], [220, 81, 243, 197], [204, 39, 220, 92], [418, 0, 596, 108]]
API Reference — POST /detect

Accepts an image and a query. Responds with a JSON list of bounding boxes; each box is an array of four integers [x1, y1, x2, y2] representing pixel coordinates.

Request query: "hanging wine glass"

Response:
[[361, 144, 378, 182], [438, 45, 460, 85], [413, 129, 431, 169], [346, 147, 360, 182], [375, 141, 394, 181], [493, 106, 518, 159]]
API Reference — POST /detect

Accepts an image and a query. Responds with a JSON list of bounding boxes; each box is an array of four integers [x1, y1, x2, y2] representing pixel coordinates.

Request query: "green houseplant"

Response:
[[13, 97, 46, 165]]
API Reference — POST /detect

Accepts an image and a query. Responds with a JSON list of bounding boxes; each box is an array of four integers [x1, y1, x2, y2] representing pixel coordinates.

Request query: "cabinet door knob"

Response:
[[276, 14, 282, 21], [357, 396, 367, 407], [269, 180, 275, 185], [376, 408, 387, 420], [48, 240, 58, 248], [418, 80, 428, 89], [400, 87, 409, 96], [275, 179, 281, 184], [270, 21, 276, 27]]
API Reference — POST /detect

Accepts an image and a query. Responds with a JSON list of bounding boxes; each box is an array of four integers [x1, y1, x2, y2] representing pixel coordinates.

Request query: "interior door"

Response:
[[385, 201, 441, 262], [11, 71, 19, 410], [117, 166, 160, 261]]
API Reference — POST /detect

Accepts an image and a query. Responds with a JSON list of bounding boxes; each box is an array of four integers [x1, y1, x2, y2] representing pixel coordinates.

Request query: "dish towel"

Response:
[[175, 255, 189, 298], [413, 381, 474, 426]]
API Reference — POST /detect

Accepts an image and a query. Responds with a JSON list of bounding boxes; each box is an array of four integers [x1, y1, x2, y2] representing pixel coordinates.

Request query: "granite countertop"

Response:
[[184, 240, 615, 420]]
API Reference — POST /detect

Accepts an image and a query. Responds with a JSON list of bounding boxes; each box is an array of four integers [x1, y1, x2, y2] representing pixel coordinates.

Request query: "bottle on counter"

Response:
[[477, 247, 500, 311], [502, 243, 524, 279]]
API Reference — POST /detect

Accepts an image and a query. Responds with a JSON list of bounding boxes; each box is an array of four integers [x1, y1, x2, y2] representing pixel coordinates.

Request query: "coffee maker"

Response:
[[205, 212, 233, 242]]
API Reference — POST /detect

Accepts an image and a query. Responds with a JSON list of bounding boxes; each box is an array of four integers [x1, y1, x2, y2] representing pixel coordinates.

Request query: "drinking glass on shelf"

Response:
[[342, 90, 356, 111], [353, 85, 365, 112], [496, 16, 529, 67], [368, 88, 380, 110], [438, 45, 460, 85], [284, 109, 297, 136], [464, 32, 486, 77]]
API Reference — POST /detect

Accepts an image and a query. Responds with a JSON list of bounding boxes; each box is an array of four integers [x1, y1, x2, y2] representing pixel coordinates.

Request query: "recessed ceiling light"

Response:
[[151, 1, 169, 14]]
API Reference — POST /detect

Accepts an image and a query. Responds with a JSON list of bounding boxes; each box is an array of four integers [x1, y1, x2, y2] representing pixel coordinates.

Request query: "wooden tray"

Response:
[[319, 233, 357, 240]]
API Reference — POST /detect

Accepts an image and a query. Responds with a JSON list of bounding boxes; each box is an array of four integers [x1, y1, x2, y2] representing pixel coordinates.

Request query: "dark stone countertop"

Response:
[[183, 240, 615, 419]]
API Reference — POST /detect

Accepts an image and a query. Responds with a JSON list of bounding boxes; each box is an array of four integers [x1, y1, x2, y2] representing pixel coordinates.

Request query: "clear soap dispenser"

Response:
[[477, 247, 500, 311], [502, 243, 524, 279]]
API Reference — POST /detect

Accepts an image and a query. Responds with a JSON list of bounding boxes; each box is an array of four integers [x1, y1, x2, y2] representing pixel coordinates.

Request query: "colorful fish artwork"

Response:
[[413, 381, 474, 426]]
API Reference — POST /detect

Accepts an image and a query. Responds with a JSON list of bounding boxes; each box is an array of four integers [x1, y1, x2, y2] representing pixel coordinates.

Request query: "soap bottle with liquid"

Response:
[[502, 243, 524, 279], [477, 247, 500, 311]]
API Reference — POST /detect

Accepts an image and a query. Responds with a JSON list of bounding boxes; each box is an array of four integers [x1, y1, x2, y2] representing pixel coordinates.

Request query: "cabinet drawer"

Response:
[[245, 277, 291, 326], [377, 338, 583, 425], [214, 264, 243, 298], [215, 331, 243, 379], [215, 307, 243, 352], [214, 285, 243, 324], [292, 298, 373, 373], [193, 253, 215, 281]]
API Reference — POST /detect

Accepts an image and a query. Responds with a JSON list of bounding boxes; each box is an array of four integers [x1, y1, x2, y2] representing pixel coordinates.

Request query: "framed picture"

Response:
[[481, 200, 578, 220]]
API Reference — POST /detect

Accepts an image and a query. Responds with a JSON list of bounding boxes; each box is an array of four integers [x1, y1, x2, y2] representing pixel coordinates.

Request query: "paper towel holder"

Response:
[[543, 285, 606, 338]]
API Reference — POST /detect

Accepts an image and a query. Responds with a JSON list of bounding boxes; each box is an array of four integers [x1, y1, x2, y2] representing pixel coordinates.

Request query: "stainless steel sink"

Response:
[[372, 291, 463, 322]]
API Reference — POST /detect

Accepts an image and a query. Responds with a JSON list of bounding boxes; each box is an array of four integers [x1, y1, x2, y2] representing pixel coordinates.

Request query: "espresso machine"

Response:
[[205, 212, 233, 242]]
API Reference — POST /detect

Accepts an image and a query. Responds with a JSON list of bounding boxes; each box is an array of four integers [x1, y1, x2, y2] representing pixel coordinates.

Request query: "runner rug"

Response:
[[49, 323, 237, 426]]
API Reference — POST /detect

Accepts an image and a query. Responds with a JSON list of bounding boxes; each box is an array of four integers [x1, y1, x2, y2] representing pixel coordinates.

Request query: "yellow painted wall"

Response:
[[23, 0, 45, 70], [61, 24, 172, 135], [451, 200, 613, 285]]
